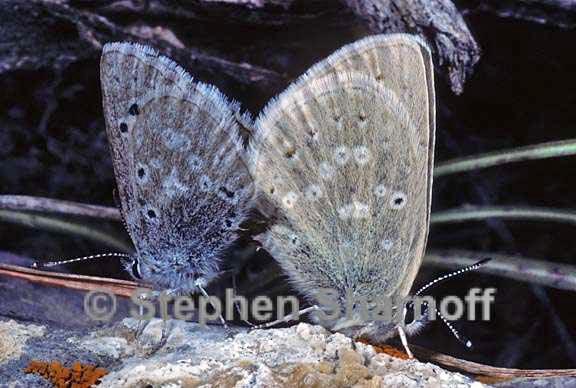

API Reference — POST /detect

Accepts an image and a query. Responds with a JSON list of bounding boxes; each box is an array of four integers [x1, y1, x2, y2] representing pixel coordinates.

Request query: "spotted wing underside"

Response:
[[100, 42, 254, 290], [250, 34, 434, 301]]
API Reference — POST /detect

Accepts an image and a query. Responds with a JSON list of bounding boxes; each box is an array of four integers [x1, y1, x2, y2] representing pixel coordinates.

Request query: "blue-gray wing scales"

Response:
[[100, 42, 253, 290]]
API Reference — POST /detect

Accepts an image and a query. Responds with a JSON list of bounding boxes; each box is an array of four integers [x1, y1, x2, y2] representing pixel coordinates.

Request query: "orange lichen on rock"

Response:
[[356, 339, 411, 360], [24, 359, 107, 388]]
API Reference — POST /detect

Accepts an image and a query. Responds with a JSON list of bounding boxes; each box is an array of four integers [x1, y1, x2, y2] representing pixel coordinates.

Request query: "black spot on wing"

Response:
[[129, 103, 140, 116], [219, 186, 235, 199]]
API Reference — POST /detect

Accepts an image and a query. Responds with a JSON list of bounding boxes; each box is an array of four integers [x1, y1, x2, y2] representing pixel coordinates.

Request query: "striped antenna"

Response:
[[406, 258, 491, 348], [435, 307, 472, 348], [407, 300, 473, 348], [32, 253, 131, 269], [415, 258, 491, 296]]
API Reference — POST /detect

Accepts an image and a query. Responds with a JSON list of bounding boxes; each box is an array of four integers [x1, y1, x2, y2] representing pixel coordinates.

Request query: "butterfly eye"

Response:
[[131, 259, 142, 280]]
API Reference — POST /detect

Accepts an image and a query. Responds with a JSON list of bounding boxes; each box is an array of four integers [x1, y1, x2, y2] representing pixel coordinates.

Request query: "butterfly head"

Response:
[[334, 318, 400, 343], [309, 293, 406, 342], [123, 248, 220, 293], [126, 256, 143, 280]]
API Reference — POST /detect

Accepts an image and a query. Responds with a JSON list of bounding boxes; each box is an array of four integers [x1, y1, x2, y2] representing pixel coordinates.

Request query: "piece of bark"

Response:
[[1, 0, 482, 94], [87, 0, 346, 26], [462, 0, 576, 29], [192, 0, 295, 8], [0, 0, 284, 93], [342, 0, 481, 94]]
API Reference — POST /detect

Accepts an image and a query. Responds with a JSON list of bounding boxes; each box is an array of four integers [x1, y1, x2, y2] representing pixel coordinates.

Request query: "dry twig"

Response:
[[0, 195, 121, 220], [426, 250, 576, 292]]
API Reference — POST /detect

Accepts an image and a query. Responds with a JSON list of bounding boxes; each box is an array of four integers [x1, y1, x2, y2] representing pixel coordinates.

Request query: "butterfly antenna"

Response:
[[414, 258, 491, 297], [409, 258, 491, 348], [409, 300, 472, 348], [435, 304, 472, 348], [32, 253, 131, 269]]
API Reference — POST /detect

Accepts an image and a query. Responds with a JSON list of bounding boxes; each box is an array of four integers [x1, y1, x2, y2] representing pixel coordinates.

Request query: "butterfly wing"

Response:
[[100, 42, 253, 291], [251, 34, 434, 304]]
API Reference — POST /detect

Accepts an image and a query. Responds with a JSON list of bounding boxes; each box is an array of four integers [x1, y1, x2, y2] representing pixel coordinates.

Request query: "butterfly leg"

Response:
[[135, 307, 149, 339], [195, 279, 228, 328], [135, 290, 160, 338], [132, 290, 171, 353], [397, 326, 414, 359], [252, 305, 320, 329], [232, 275, 255, 327]]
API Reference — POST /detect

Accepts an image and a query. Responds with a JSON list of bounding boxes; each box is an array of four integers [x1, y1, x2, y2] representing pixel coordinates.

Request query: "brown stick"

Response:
[[0, 195, 121, 220], [412, 344, 576, 379], [426, 250, 576, 292], [0, 263, 141, 298]]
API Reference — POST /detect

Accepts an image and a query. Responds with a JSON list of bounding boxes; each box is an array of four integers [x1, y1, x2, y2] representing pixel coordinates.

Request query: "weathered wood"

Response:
[[462, 0, 576, 29], [4, 0, 573, 95], [0, 0, 484, 95], [0, 0, 285, 93], [342, 0, 481, 94]]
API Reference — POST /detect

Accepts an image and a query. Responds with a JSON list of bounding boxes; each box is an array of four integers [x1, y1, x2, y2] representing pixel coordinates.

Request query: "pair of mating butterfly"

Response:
[[52, 34, 484, 356]]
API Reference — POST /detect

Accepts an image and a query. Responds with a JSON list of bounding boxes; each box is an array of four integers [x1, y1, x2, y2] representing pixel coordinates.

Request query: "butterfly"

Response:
[[100, 42, 254, 295], [100, 36, 437, 352], [248, 34, 435, 352]]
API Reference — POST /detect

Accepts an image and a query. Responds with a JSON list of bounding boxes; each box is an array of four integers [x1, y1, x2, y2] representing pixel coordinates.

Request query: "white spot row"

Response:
[[338, 201, 370, 220], [389, 191, 407, 209], [200, 175, 213, 192], [280, 187, 407, 211], [332, 145, 372, 166], [281, 184, 322, 208], [319, 162, 335, 179], [188, 154, 203, 169], [304, 184, 323, 201], [315, 147, 374, 181]]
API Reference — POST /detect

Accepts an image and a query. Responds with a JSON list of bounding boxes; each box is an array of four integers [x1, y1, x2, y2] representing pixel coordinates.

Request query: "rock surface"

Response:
[[0, 318, 488, 387], [0, 320, 45, 365]]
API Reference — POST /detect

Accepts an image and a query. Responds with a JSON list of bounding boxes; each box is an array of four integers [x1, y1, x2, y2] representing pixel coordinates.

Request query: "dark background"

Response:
[[1, 1, 575, 371]]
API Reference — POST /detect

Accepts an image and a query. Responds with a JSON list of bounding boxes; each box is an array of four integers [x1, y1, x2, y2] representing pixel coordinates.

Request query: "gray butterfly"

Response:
[[100, 42, 254, 293], [249, 34, 435, 350]]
